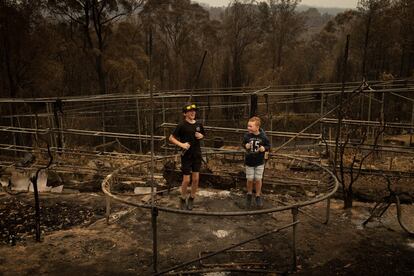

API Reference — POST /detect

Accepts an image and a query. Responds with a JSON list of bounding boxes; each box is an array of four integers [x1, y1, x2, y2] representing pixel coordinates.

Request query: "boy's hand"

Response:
[[245, 143, 251, 150], [195, 132, 203, 139], [181, 142, 191, 150], [259, 146, 265, 152]]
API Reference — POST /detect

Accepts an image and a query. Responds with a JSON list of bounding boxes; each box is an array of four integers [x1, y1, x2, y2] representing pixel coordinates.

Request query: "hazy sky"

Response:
[[196, 0, 358, 8]]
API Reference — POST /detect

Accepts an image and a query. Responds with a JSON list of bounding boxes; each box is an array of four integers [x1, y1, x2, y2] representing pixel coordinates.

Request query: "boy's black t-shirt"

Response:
[[172, 120, 205, 156], [242, 130, 270, 167]]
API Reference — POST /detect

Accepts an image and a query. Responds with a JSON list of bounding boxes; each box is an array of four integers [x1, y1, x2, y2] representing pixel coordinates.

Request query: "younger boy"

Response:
[[169, 103, 205, 210], [243, 116, 270, 208]]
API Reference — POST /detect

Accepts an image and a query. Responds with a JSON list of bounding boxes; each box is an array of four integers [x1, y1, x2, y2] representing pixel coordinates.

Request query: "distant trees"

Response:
[[1, 0, 413, 98], [393, 0, 414, 77], [0, 0, 53, 98], [222, 0, 261, 87], [48, 0, 143, 94], [261, 0, 304, 72], [141, 0, 211, 90]]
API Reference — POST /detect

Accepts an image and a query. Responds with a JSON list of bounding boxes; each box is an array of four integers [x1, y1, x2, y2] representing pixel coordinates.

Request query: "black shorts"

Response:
[[181, 152, 202, 175]]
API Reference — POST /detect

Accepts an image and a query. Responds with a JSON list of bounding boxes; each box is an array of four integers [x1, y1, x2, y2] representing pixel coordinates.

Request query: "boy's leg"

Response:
[[190, 172, 199, 198], [247, 179, 254, 194], [255, 179, 264, 207], [254, 164, 265, 196], [245, 166, 254, 208], [246, 181, 253, 209], [254, 180, 262, 197], [187, 155, 201, 210], [246, 166, 254, 193], [180, 156, 192, 208], [187, 172, 199, 210], [180, 175, 190, 209], [181, 175, 191, 197], [254, 164, 265, 207]]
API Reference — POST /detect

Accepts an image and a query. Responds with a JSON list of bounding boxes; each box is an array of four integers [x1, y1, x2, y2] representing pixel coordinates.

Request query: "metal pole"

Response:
[[46, 103, 55, 148], [148, 23, 158, 273], [59, 114, 65, 152], [152, 207, 158, 273], [136, 99, 142, 153], [360, 93, 364, 120], [320, 93, 324, 136], [162, 97, 166, 155], [101, 105, 106, 149], [410, 103, 414, 146], [291, 207, 299, 271], [368, 91, 372, 137], [9, 103, 17, 157], [270, 113, 273, 147], [32, 172, 41, 242], [324, 198, 331, 225], [284, 102, 288, 143], [34, 114, 39, 145], [380, 92, 385, 144], [105, 195, 111, 225]]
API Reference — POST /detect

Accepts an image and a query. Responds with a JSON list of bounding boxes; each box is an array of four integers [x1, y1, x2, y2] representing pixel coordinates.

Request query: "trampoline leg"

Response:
[[324, 198, 331, 224], [105, 196, 111, 225], [291, 207, 299, 271], [152, 207, 159, 273]]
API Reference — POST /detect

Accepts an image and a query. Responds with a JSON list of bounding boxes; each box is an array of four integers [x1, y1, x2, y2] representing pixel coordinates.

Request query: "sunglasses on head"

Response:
[[185, 104, 197, 110]]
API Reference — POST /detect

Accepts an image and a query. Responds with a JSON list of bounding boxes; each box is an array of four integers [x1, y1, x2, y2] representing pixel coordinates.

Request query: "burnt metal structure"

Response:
[[1, 78, 413, 257], [1, 79, 413, 160]]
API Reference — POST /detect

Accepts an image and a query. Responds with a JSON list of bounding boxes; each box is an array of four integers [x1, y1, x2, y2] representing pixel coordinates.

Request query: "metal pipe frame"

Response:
[[154, 221, 300, 275], [161, 123, 321, 140], [321, 118, 414, 130], [0, 79, 412, 103], [321, 141, 414, 154], [102, 152, 339, 217], [0, 125, 165, 141], [0, 143, 152, 160]]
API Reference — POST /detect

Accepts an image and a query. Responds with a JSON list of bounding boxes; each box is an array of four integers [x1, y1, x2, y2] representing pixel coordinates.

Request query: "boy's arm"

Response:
[[258, 133, 270, 152], [195, 123, 205, 140], [263, 133, 271, 151], [242, 134, 250, 150], [169, 134, 190, 150], [199, 124, 206, 136]]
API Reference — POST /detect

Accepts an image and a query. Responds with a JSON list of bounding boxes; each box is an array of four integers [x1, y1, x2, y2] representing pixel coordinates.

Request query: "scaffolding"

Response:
[[1, 79, 412, 160]]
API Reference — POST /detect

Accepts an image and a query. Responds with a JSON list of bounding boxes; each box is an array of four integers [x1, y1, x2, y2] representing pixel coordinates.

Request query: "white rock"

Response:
[[134, 187, 155, 194], [29, 171, 51, 192], [212, 230, 229, 238], [51, 185, 64, 193], [11, 171, 31, 191], [217, 191, 231, 197], [198, 190, 216, 197], [202, 272, 229, 276], [0, 178, 8, 187]]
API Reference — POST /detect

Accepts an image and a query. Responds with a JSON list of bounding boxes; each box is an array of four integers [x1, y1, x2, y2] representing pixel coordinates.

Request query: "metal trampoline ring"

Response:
[[101, 151, 339, 217]]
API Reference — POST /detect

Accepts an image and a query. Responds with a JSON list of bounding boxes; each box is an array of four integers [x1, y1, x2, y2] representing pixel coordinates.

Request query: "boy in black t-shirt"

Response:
[[243, 116, 270, 208], [169, 103, 205, 210]]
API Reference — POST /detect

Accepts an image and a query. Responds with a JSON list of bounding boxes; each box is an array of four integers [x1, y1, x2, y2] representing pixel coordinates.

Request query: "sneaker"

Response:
[[255, 196, 263, 208], [246, 193, 253, 209], [187, 197, 194, 210], [179, 197, 186, 210]]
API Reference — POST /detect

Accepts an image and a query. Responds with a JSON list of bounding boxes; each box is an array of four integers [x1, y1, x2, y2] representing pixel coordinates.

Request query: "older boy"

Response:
[[169, 103, 205, 210], [243, 116, 270, 208]]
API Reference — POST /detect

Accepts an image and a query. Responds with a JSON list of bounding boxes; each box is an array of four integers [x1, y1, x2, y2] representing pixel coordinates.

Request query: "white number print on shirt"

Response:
[[250, 139, 260, 152]]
